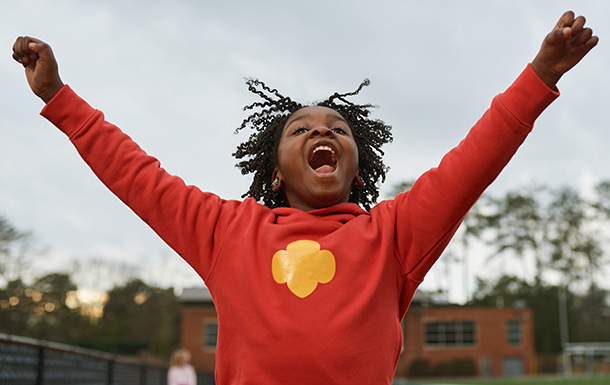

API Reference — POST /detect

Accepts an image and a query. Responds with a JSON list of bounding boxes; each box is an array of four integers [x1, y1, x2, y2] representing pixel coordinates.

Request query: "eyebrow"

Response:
[[285, 113, 349, 127]]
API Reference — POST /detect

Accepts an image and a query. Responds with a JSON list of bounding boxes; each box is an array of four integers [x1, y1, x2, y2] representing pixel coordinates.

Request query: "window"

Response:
[[203, 320, 218, 351], [507, 320, 521, 346], [425, 321, 476, 346]]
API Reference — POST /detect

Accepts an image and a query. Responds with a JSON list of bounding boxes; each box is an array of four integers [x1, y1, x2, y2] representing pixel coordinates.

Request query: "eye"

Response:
[[332, 127, 347, 135], [293, 127, 309, 134]]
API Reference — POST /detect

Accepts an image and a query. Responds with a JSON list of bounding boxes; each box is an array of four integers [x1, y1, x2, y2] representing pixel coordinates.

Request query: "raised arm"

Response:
[[12, 37, 238, 280], [392, 11, 597, 285]]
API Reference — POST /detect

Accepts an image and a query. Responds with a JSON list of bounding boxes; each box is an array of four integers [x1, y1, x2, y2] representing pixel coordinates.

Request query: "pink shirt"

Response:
[[168, 364, 197, 385]]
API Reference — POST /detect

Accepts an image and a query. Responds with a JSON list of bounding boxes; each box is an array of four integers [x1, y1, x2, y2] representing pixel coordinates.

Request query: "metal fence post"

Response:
[[140, 363, 147, 385], [107, 359, 114, 385], [36, 347, 44, 385]]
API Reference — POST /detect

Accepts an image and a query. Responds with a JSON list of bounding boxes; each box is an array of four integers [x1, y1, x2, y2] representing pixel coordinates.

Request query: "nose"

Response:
[[309, 127, 334, 138]]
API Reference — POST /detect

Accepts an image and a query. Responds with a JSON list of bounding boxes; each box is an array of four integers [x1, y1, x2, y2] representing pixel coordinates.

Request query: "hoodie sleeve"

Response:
[[387, 64, 559, 287], [40, 86, 241, 280]]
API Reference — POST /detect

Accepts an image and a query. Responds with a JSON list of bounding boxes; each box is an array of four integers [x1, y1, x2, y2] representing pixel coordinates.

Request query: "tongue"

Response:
[[315, 165, 335, 174]]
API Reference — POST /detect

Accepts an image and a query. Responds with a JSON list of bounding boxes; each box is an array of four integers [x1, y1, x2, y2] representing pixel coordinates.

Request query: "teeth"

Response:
[[313, 145, 334, 154]]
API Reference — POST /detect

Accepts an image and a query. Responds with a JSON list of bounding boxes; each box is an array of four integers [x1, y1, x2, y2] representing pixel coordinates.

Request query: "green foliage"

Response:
[[408, 358, 433, 377], [536, 353, 559, 374], [570, 283, 610, 342], [407, 358, 476, 378], [96, 279, 180, 356], [435, 358, 476, 376], [485, 187, 544, 274], [0, 215, 30, 280], [461, 181, 610, 353], [0, 278, 34, 336], [0, 215, 181, 359], [0, 272, 180, 359], [482, 185, 605, 286], [6, 171, 610, 362], [388, 180, 610, 297], [471, 274, 610, 353], [0, 274, 93, 344]]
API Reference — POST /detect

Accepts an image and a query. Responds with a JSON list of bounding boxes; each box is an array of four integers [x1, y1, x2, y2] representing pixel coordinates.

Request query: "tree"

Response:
[[0, 215, 32, 281], [0, 278, 34, 336], [481, 185, 605, 288], [0, 273, 93, 344], [94, 279, 180, 356], [28, 273, 91, 343], [70, 256, 139, 293], [570, 283, 610, 343], [28, 273, 91, 342], [390, 179, 610, 353], [484, 187, 545, 282], [545, 187, 602, 285]]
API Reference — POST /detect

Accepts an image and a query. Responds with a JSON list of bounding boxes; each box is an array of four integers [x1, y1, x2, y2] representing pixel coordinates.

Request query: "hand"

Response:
[[531, 11, 599, 89], [12, 36, 64, 103]]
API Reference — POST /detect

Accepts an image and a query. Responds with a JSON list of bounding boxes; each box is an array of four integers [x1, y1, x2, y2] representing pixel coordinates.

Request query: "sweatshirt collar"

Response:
[[272, 202, 369, 218]]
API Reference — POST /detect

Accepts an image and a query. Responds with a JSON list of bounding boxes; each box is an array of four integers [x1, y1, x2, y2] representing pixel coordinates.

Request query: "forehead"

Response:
[[284, 106, 349, 128]]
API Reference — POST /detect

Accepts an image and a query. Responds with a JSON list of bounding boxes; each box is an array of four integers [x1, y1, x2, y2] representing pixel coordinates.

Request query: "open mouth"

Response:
[[309, 145, 338, 174]]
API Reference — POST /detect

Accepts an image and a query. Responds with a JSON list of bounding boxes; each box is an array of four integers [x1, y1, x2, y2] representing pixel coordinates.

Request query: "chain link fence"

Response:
[[0, 334, 214, 385]]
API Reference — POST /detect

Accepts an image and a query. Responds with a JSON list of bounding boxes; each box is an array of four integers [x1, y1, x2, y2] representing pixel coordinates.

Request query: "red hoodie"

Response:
[[41, 65, 557, 384]]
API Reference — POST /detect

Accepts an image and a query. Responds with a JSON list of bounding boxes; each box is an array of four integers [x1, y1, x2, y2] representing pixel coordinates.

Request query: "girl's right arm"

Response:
[[13, 37, 236, 279]]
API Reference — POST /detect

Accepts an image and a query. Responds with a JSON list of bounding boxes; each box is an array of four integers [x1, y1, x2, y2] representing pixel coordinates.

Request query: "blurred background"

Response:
[[1, 0, 609, 381]]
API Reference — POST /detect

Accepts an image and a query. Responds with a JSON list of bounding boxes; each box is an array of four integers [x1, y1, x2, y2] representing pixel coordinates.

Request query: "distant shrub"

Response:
[[408, 359, 433, 377], [407, 357, 476, 378], [434, 358, 476, 376], [537, 354, 558, 374]]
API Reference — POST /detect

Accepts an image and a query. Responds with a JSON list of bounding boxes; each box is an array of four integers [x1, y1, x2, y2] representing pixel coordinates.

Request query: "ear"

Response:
[[353, 168, 364, 188], [271, 168, 282, 192]]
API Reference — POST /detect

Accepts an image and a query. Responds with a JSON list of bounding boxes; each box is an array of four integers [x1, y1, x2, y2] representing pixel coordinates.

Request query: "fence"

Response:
[[562, 342, 610, 377], [0, 334, 214, 385]]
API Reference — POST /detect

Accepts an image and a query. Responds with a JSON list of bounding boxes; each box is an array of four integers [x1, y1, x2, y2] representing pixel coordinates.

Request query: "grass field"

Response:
[[393, 376, 610, 385]]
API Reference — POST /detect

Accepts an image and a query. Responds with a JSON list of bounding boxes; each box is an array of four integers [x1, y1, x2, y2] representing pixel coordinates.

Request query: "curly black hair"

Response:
[[233, 78, 393, 210]]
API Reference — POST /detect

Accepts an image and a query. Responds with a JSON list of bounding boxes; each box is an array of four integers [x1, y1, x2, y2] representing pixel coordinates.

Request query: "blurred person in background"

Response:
[[168, 348, 197, 385]]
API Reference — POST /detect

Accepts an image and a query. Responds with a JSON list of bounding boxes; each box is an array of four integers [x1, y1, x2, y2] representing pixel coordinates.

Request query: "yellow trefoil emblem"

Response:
[[272, 240, 336, 298]]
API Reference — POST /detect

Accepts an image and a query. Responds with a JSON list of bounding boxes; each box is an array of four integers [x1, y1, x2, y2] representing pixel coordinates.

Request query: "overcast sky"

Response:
[[1, 1, 608, 302]]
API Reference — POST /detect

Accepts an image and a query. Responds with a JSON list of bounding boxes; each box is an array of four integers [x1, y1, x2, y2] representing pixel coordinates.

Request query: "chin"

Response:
[[312, 192, 350, 207]]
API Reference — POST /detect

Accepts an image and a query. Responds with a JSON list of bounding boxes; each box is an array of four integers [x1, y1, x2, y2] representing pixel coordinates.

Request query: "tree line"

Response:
[[2, 180, 610, 359], [1, 215, 181, 358], [392, 181, 610, 353], [0, 272, 180, 359]]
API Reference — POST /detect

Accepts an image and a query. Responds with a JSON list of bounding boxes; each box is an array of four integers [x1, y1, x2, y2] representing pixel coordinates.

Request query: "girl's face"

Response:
[[274, 106, 359, 211]]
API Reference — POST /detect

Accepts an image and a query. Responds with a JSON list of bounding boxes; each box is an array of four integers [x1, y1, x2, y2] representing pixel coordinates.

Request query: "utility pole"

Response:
[[559, 286, 571, 377]]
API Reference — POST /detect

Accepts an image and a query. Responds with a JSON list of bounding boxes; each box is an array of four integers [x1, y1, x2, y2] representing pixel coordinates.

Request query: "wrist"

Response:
[[40, 82, 65, 104], [530, 59, 561, 90]]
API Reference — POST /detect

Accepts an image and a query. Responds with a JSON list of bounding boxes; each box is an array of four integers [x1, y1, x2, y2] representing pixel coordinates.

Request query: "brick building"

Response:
[[178, 288, 535, 379], [395, 293, 536, 378], [177, 287, 218, 373]]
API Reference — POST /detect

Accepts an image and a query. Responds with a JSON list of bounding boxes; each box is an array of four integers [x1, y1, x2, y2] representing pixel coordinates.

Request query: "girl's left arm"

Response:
[[391, 64, 558, 285], [391, 10, 597, 284]]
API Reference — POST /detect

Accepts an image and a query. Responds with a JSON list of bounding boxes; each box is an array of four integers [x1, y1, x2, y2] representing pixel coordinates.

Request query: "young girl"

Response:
[[168, 349, 197, 385], [12, 11, 597, 385]]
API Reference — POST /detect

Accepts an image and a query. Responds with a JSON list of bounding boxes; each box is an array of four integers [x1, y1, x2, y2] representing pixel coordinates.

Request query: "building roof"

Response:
[[178, 287, 214, 304]]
